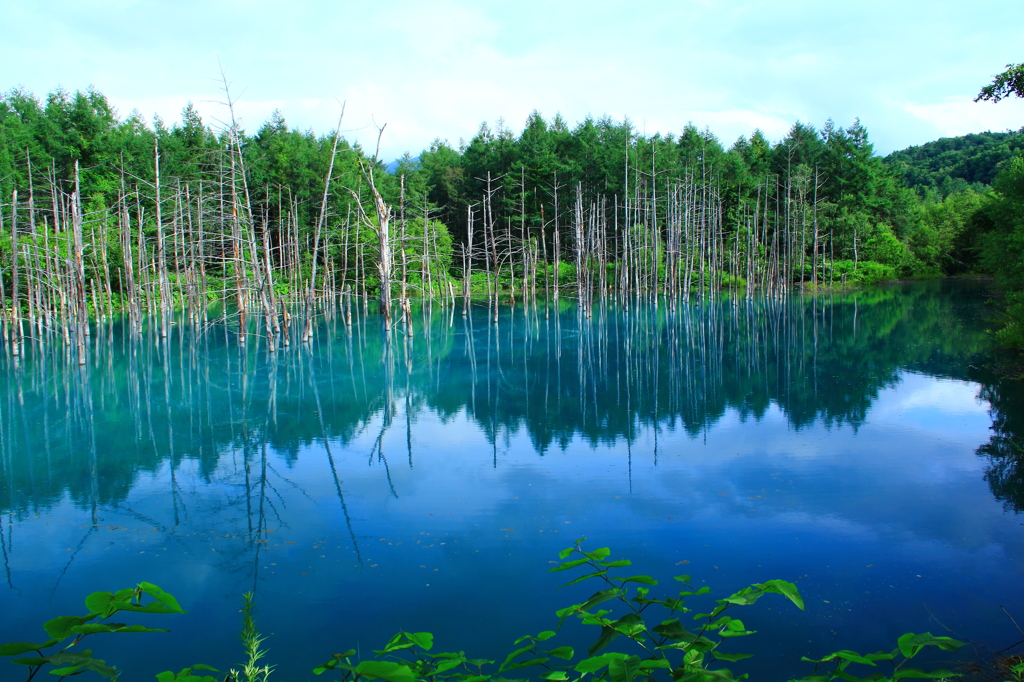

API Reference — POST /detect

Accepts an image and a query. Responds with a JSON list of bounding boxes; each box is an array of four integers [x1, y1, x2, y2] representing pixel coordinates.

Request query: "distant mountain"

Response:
[[386, 155, 420, 174], [884, 129, 1024, 197]]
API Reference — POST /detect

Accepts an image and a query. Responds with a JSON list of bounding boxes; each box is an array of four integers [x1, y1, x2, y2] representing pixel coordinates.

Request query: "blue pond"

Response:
[[0, 279, 1022, 680]]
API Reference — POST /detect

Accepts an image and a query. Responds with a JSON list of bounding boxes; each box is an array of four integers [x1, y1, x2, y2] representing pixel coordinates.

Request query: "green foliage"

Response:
[[0, 85, 1001, 310], [227, 592, 273, 682], [793, 631, 965, 681], [847, 261, 897, 285], [909, 189, 986, 274], [0, 544, 971, 682], [0, 582, 188, 680], [976, 63, 1024, 104], [313, 540, 961, 682], [998, 654, 1024, 682], [975, 153, 1024, 349], [994, 292, 1024, 350], [884, 131, 1024, 197], [155, 665, 220, 682], [861, 228, 914, 274]]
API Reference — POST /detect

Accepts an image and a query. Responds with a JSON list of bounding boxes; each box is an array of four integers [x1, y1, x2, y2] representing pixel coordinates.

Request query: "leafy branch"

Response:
[[975, 63, 1024, 103], [0, 581, 209, 681]]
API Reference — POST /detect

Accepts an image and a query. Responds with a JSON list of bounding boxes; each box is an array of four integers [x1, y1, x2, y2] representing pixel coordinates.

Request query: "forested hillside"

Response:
[[884, 129, 1024, 197], [0, 85, 1019, 356]]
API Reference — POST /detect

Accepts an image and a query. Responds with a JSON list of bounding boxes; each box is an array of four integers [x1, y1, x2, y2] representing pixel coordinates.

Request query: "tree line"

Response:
[[0, 83, 1017, 355]]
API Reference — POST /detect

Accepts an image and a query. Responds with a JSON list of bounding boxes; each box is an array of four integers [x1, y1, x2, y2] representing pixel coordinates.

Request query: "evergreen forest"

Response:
[[1, 85, 1023, 358]]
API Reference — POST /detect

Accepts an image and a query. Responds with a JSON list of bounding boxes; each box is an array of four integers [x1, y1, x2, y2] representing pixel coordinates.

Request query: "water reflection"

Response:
[[0, 279, 1021, 680], [0, 280, 1004, 516], [977, 378, 1024, 512]]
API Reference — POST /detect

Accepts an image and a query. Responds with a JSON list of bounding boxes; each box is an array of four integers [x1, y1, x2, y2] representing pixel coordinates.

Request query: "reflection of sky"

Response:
[[1, 370, 1022, 681], [871, 373, 990, 443]]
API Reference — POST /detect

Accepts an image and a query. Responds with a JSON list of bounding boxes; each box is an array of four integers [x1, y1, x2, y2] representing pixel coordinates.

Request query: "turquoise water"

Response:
[[1, 279, 1023, 680]]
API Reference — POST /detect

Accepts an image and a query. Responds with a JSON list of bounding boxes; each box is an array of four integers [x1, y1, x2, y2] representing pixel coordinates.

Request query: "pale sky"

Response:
[[2, 0, 1023, 160]]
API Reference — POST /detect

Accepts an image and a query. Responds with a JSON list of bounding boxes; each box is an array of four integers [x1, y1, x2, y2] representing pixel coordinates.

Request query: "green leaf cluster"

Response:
[[0, 581, 188, 680], [311, 540, 961, 682]]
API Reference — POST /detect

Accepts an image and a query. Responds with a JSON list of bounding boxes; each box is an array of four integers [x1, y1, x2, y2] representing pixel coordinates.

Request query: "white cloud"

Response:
[[901, 96, 1024, 139], [2, 0, 1023, 158]]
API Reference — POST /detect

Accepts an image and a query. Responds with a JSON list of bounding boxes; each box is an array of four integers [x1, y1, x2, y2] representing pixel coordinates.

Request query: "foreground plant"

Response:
[[224, 591, 274, 682], [313, 539, 965, 682], [0, 581, 215, 681], [0, 543, 969, 681], [316, 538, 803, 681]]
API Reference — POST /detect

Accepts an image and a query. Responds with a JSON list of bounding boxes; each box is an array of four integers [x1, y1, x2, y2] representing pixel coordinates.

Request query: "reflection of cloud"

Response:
[[866, 374, 991, 444], [896, 377, 987, 414]]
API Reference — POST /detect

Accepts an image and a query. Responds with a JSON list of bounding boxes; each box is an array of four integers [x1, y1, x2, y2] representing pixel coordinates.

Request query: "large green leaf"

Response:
[[558, 570, 608, 589], [48, 651, 118, 679], [557, 589, 622, 629], [547, 646, 574, 660], [43, 615, 99, 641], [652, 620, 700, 643], [503, 657, 549, 671], [896, 633, 964, 658], [638, 658, 671, 670], [711, 652, 752, 662], [676, 667, 741, 682], [435, 658, 465, 673], [549, 558, 590, 573], [313, 657, 358, 676], [718, 618, 756, 638], [85, 591, 117, 617], [112, 601, 181, 615], [48, 664, 86, 676], [138, 583, 184, 613], [83, 588, 138, 617], [831, 650, 878, 666], [607, 655, 642, 682], [156, 666, 220, 682], [354, 660, 416, 682], [757, 580, 805, 611], [588, 614, 644, 656], [893, 668, 958, 679], [611, 575, 658, 586], [580, 589, 622, 612], [69, 624, 118, 636], [405, 632, 433, 651], [112, 625, 170, 634], [0, 642, 51, 657], [68, 623, 166, 636], [574, 652, 630, 673], [720, 586, 764, 607], [500, 645, 535, 671]]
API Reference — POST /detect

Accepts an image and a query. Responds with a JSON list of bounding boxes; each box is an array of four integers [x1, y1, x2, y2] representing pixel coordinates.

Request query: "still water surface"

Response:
[[1, 279, 1023, 680]]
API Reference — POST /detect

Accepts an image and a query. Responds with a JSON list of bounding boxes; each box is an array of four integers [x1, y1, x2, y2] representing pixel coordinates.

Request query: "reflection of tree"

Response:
[[0, 279, 999, 523], [977, 378, 1024, 513]]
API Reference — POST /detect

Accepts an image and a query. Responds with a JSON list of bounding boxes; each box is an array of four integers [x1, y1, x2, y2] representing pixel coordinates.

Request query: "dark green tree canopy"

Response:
[[975, 63, 1024, 103]]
